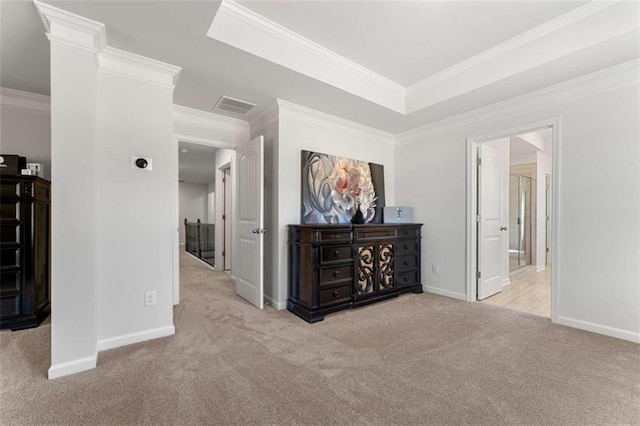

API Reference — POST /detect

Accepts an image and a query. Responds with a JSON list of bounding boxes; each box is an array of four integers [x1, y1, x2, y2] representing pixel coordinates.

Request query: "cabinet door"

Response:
[[355, 242, 395, 298]]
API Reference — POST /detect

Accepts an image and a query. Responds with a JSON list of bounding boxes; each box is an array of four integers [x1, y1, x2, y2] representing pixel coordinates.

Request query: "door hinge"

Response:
[[476, 214, 481, 222], [222, 251, 226, 257], [222, 177, 226, 184], [477, 157, 482, 166], [476, 271, 481, 279], [222, 214, 226, 220], [546, 248, 550, 252]]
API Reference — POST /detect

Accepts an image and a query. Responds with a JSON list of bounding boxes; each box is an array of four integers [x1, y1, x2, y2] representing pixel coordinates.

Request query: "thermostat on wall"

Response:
[[131, 156, 152, 171]]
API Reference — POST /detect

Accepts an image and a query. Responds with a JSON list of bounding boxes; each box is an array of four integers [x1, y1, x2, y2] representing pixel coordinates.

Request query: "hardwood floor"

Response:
[[482, 265, 551, 318]]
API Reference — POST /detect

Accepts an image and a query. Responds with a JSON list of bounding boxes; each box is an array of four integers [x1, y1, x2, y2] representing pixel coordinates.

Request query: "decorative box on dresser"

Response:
[[0, 176, 51, 330], [288, 223, 422, 323]]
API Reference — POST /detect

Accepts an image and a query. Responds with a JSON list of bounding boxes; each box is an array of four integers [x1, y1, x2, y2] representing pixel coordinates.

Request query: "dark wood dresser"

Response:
[[288, 223, 422, 323], [0, 176, 51, 330]]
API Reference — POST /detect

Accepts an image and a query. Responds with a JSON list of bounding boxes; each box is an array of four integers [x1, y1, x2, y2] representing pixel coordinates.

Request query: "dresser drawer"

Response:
[[397, 270, 420, 287], [0, 182, 20, 198], [397, 239, 419, 256], [317, 229, 352, 243], [319, 284, 352, 307], [397, 255, 419, 272], [320, 264, 353, 285], [355, 228, 396, 241], [397, 227, 419, 238], [320, 245, 352, 264]]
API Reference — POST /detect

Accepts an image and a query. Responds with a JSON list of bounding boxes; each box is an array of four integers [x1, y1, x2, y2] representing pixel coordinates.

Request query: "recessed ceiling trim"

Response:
[[207, 0, 406, 114], [405, 1, 639, 113], [173, 104, 250, 146], [396, 59, 640, 146], [208, 0, 638, 117]]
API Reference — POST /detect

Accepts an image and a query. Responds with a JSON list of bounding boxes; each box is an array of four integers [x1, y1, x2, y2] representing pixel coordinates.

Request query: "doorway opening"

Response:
[[467, 119, 558, 320]]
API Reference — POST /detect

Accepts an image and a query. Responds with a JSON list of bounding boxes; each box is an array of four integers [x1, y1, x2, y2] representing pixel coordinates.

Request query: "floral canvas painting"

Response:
[[301, 150, 385, 224]]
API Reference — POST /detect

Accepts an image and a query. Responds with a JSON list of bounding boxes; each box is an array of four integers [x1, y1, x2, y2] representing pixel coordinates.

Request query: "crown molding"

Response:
[[33, 0, 106, 54], [248, 101, 279, 137], [208, 0, 405, 114], [404, 1, 638, 113], [0, 87, 51, 114], [277, 99, 395, 145], [396, 59, 640, 146], [173, 104, 250, 145], [99, 47, 181, 89], [406, 2, 615, 96]]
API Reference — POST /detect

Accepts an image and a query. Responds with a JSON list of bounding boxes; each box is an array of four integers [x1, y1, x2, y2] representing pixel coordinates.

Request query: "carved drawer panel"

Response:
[[320, 264, 353, 286], [320, 245, 352, 264], [319, 284, 352, 307], [397, 255, 419, 272]]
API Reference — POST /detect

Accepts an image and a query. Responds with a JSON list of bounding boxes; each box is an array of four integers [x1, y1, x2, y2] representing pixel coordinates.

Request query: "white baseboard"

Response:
[[184, 251, 216, 271], [502, 278, 511, 287], [424, 285, 467, 301], [555, 316, 640, 344], [48, 355, 97, 380], [536, 265, 546, 272], [264, 295, 286, 310], [97, 325, 176, 352]]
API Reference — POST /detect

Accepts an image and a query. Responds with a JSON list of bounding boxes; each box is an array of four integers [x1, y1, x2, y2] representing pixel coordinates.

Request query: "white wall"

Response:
[[275, 100, 395, 308], [207, 181, 216, 224], [178, 182, 208, 244], [395, 83, 640, 342], [94, 68, 176, 349], [0, 104, 51, 180]]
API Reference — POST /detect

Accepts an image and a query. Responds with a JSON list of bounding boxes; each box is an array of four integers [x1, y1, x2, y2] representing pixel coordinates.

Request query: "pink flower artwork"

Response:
[[301, 151, 385, 224]]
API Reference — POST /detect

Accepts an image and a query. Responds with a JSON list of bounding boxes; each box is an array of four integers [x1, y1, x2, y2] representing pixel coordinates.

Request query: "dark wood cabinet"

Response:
[[288, 223, 422, 323], [0, 176, 51, 330]]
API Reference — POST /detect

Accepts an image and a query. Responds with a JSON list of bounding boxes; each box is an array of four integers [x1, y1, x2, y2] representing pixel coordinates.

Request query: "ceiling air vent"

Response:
[[214, 96, 256, 116]]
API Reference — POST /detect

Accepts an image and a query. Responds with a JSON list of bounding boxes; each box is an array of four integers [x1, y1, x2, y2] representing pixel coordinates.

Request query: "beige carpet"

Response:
[[1, 252, 639, 425]]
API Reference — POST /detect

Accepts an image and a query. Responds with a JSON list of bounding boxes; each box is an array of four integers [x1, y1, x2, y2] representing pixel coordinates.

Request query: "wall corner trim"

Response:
[[423, 285, 467, 301], [33, 0, 106, 53], [97, 325, 176, 352], [0, 87, 51, 114], [555, 316, 640, 344], [48, 355, 97, 380], [276, 98, 395, 145]]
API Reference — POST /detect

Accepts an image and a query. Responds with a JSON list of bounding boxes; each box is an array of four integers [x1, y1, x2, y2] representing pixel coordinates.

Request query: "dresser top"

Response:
[[289, 223, 421, 228]]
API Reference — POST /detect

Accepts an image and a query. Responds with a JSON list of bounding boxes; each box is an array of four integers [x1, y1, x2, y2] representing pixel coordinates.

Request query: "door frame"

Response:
[[465, 117, 561, 322], [172, 134, 238, 305], [219, 163, 231, 271]]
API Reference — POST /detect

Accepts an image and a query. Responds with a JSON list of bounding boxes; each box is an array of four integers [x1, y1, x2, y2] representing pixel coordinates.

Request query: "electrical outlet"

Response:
[[432, 264, 440, 274], [144, 291, 157, 307]]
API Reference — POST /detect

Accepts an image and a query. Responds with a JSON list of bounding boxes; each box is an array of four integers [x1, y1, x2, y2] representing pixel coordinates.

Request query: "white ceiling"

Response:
[[1, 1, 638, 133], [242, 1, 586, 86], [179, 142, 217, 184]]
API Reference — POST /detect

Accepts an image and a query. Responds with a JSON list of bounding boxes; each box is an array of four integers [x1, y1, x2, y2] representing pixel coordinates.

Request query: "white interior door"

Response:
[[235, 135, 264, 309], [478, 140, 509, 300]]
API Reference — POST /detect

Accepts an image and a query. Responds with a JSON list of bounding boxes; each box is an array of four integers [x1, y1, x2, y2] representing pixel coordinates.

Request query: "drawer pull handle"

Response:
[[334, 250, 342, 258], [333, 271, 341, 278], [403, 277, 408, 282], [404, 244, 409, 250], [403, 260, 409, 266], [332, 290, 340, 298]]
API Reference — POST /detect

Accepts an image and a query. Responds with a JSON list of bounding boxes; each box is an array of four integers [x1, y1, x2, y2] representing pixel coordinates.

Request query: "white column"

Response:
[[35, 1, 104, 379]]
